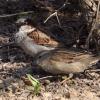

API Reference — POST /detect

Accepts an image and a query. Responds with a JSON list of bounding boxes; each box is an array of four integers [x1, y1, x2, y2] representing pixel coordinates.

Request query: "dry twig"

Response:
[[85, 0, 100, 49], [44, 0, 68, 26], [0, 11, 34, 18]]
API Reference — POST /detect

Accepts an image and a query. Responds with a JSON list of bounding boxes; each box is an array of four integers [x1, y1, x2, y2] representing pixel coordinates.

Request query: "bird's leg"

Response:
[[84, 69, 94, 79], [84, 68, 100, 79], [60, 73, 73, 84]]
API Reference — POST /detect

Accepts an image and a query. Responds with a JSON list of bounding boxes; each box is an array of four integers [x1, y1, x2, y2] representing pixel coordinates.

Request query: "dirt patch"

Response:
[[0, 60, 100, 100], [0, 0, 100, 100]]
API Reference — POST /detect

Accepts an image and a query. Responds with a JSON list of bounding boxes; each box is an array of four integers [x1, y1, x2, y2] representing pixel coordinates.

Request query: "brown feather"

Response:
[[27, 28, 62, 47]]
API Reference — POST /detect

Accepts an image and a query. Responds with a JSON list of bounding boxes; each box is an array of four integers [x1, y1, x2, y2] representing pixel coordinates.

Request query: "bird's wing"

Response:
[[27, 29, 60, 47], [49, 49, 96, 64]]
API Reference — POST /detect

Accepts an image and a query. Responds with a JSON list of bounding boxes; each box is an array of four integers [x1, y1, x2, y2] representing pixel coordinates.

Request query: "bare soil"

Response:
[[0, 0, 100, 100], [0, 59, 100, 100]]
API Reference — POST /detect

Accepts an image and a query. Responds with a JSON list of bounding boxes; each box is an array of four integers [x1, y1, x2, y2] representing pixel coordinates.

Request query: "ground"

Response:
[[0, 0, 100, 100], [0, 59, 100, 100]]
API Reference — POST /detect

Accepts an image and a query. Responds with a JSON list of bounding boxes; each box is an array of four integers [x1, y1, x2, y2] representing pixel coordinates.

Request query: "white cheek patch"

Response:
[[15, 33, 24, 43]]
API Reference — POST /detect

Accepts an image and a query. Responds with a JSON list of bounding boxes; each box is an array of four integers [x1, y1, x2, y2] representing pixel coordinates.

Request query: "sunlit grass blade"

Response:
[[26, 74, 41, 94]]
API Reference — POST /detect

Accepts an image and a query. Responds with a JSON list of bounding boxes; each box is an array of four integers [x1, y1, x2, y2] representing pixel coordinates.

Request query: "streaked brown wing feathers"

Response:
[[28, 29, 59, 46]]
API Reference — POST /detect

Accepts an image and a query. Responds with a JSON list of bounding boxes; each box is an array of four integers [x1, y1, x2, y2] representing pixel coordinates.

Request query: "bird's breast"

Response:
[[19, 38, 54, 56]]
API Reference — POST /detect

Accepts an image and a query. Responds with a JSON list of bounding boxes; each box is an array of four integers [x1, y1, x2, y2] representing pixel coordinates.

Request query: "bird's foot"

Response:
[[60, 73, 73, 85]]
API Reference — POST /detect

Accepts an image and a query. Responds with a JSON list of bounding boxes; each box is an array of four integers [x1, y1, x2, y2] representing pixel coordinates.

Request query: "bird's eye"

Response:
[[38, 55, 42, 59]]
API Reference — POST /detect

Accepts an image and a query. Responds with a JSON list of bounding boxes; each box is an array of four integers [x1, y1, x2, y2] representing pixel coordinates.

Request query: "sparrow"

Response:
[[14, 24, 63, 57], [33, 48, 100, 74]]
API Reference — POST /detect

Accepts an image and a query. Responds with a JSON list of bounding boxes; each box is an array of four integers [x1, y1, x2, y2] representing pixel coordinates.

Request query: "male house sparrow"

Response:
[[34, 48, 99, 74], [14, 25, 63, 57]]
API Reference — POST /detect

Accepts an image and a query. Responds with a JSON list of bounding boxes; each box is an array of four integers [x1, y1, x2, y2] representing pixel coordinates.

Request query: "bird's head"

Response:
[[33, 50, 51, 66], [14, 25, 35, 44]]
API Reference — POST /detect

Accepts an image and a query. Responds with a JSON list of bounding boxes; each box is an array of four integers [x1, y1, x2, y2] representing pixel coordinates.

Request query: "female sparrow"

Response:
[[34, 48, 99, 74]]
